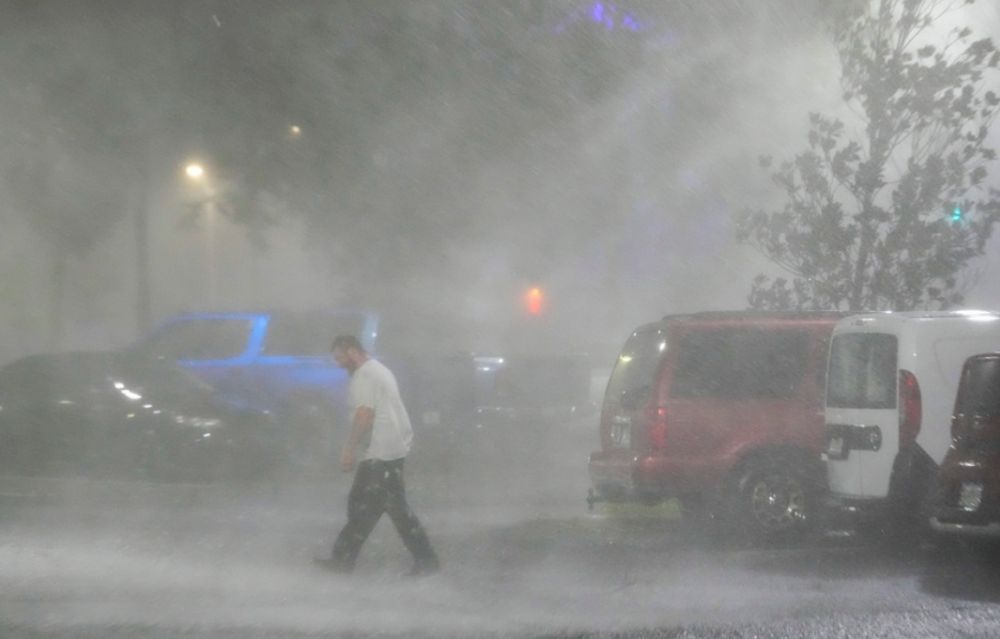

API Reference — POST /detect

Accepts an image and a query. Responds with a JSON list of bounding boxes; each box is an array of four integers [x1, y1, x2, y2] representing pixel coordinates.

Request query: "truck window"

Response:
[[142, 319, 254, 361], [826, 333, 897, 409], [956, 357, 1000, 418], [605, 328, 667, 401], [670, 329, 808, 399], [262, 314, 368, 356]]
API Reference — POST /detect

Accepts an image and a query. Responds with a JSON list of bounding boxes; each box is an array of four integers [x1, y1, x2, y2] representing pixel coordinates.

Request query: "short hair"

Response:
[[331, 334, 365, 353]]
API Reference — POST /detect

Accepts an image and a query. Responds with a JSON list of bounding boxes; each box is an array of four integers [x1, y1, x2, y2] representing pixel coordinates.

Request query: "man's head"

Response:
[[331, 335, 367, 372]]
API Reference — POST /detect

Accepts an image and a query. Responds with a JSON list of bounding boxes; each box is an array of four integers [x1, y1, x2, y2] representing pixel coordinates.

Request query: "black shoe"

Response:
[[404, 558, 440, 578], [314, 557, 352, 574]]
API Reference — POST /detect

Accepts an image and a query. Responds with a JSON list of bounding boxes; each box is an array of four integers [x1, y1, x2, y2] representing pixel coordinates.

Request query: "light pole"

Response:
[[134, 141, 153, 336], [182, 161, 219, 306]]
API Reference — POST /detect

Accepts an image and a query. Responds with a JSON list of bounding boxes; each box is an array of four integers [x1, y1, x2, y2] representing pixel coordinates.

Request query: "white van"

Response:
[[824, 311, 1000, 530]]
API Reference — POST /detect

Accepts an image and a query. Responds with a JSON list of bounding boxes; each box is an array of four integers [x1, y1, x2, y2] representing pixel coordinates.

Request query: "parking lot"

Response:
[[3, 432, 1000, 639]]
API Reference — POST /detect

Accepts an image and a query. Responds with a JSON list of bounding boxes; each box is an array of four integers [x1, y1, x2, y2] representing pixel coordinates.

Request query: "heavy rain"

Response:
[[2, 1, 1000, 637]]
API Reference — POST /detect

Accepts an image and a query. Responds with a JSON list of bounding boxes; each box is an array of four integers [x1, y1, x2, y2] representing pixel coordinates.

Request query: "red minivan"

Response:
[[588, 311, 845, 541]]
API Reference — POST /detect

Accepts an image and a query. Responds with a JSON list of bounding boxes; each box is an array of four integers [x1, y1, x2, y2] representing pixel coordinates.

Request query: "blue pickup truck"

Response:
[[136, 310, 364, 426], [134, 310, 590, 470]]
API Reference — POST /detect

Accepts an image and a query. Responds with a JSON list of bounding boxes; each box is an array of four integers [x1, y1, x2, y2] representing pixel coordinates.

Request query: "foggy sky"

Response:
[[1, 1, 998, 364]]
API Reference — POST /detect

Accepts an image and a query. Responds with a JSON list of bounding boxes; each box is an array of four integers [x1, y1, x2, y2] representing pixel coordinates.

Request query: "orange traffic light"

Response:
[[523, 286, 545, 316]]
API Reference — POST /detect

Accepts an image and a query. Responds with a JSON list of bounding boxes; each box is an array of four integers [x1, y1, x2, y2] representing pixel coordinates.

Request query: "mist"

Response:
[[3, 2, 1000, 637], [0, 1, 849, 362], [2, 1, 998, 366]]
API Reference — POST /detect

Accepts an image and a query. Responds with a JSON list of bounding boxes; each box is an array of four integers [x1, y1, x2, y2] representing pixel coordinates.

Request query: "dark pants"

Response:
[[331, 458, 438, 571]]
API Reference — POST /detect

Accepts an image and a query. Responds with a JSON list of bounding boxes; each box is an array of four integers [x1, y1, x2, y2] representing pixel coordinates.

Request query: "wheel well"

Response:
[[727, 445, 826, 495]]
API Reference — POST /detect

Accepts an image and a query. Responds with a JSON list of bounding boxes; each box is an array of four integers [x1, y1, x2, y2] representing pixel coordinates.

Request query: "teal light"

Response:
[[951, 207, 963, 222]]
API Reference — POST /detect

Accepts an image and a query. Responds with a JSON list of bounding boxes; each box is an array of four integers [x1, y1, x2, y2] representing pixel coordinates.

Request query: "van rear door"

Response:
[[601, 327, 667, 451], [825, 332, 898, 498]]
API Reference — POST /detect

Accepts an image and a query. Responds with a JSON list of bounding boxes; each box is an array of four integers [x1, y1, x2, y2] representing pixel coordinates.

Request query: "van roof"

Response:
[[967, 352, 1000, 362], [835, 309, 1000, 330], [653, 311, 848, 325], [625, 310, 848, 335], [662, 310, 847, 320]]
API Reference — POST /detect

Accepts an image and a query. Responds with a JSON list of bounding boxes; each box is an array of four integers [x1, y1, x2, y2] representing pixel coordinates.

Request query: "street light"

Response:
[[184, 162, 206, 180]]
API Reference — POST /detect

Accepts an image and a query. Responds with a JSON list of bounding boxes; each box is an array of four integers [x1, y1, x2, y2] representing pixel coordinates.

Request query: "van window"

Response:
[[827, 333, 897, 409], [605, 328, 667, 401], [956, 357, 1000, 417], [670, 329, 808, 399]]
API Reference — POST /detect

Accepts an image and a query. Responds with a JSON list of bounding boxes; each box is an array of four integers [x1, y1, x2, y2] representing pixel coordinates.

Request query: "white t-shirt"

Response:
[[349, 358, 413, 461]]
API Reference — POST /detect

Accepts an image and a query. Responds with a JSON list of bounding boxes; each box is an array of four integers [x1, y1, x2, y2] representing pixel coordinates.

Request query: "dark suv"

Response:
[[588, 311, 844, 541], [930, 352, 1000, 540]]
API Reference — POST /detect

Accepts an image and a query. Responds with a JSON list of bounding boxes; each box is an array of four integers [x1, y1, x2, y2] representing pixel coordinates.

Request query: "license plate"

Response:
[[959, 482, 983, 511], [826, 436, 845, 458]]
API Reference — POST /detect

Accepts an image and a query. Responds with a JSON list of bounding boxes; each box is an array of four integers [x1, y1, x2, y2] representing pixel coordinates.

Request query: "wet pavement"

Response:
[[2, 438, 1000, 638]]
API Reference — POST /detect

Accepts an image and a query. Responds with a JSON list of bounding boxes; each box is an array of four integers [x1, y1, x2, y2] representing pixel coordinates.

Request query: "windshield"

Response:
[[956, 355, 1000, 417], [827, 333, 898, 409]]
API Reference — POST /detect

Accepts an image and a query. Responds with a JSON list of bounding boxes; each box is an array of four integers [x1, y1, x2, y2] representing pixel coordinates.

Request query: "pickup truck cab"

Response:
[[134, 310, 594, 470], [135, 311, 369, 426]]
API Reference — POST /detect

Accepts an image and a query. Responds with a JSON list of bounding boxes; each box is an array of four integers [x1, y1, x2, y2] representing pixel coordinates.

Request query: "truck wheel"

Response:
[[732, 457, 815, 543]]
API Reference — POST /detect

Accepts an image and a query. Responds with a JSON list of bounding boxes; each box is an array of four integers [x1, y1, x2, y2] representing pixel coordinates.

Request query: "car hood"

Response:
[[0, 350, 257, 421]]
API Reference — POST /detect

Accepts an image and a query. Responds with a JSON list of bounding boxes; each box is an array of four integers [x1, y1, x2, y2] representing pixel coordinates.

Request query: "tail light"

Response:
[[898, 369, 922, 448], [646, 404, 668, 449]]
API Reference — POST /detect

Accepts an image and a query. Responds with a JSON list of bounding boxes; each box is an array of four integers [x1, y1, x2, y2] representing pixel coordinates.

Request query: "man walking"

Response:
[[317, 335, 439, 576]]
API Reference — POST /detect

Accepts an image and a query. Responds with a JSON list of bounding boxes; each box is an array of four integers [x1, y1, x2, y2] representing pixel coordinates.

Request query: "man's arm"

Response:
[[340, 405, 374, 472]]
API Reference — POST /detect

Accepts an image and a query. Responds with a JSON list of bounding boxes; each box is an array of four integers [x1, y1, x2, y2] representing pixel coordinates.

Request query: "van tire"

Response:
[[730, 456, 817, 543]]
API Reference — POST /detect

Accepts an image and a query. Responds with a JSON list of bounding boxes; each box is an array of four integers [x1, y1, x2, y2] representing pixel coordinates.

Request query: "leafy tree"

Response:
[[737, 0, 1000, 311]]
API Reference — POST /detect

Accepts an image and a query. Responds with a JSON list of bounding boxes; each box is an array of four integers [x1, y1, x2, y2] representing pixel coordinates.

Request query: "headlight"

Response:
[[173, 415, 223, 429]]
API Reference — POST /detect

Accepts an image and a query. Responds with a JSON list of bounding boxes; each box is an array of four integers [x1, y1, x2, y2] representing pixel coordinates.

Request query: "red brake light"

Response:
[[647, 404, 668, 449], [523, 287, 545, 316], [899, 370, 922, 448]]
